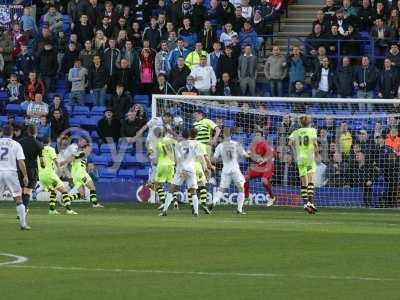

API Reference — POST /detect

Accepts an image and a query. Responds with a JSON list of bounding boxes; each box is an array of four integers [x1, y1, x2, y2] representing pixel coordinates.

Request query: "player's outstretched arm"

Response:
[[211, 126, 221, 146]]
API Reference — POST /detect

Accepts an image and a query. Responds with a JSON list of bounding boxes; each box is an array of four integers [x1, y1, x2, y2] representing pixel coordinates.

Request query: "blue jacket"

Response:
[[288, 56, 305, 83], [207, 52, 222, 74], [239, 29, 258, 49], [179, 32, 198, 51], [168, 47, 190, 68]]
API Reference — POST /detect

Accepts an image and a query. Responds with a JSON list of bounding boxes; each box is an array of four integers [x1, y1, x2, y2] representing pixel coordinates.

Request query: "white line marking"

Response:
[[0, 253, 28, 266], [4, 265, 397, 282]]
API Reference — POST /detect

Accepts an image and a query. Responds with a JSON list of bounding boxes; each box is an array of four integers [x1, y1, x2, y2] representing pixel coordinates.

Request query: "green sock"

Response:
[[90, 190, 98, 205], [307, 183, 315, 204], [62, 192, 71, 210], [198, 186, 208, 205], [157, 187, 166, 203], [49, 191, 57, 211], [301, 186, 308, 205]]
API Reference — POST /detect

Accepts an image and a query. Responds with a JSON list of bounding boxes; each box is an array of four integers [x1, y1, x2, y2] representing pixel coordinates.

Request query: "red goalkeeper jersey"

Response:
[[249, 139, 275, 170]]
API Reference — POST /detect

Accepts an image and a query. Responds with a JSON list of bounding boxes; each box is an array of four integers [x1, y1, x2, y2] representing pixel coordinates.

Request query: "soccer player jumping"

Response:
[[288, 116, 319, 214], [244, 130, 276, 206]]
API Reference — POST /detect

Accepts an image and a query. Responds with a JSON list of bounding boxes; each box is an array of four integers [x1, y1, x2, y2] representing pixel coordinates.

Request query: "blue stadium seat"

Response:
[[91, 106, 106, 116], [118, 169, 135, 179], [99, 168, 117, 178], [135, 168, 150, 179], [224, 119, 235, 128], [73, 105, 90, 115], [15, 116, 24, 125], [0, 116, 7, 125], [90, 143, 99, 154], [134, 95, 149, 105], [90, 154, 109, 166], [69, 115, 88, 127], [5, 104, 22, 114], [0, 91, 8, 100], [100, 143, 116, 153], [122, 154, 144, 167]]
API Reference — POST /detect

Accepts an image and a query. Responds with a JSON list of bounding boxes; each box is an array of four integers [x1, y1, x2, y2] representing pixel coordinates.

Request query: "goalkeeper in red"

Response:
[[244, 130, 276, 206], [288, 116, 319, 214]]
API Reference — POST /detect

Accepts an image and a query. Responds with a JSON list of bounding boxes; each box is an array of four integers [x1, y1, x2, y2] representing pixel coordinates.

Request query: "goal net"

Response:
[[152, 94, 400, 209]]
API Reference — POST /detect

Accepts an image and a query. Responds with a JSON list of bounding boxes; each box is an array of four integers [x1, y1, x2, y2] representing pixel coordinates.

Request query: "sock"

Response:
[[307, 183, 315, 204], [70, 193, 80, 201], [188, 191, 193, 206], [16, 203, 27, 227], [62, 192, 71, 210], [192, 194, 199, 215], [163, 193, 173, 212], [237, 192, 245, 212], [301, 186, 308, 205], [22, 193, 30, 209], [157, 187, 166, 203], [213, 190, 223, 205], [244, 181, 250, 199], [173, 192, 178, 204], [198, 186, 207, 205], [90, 190, 98, 205], [49, 191, 57, 211], [263, 181, 274, 198]]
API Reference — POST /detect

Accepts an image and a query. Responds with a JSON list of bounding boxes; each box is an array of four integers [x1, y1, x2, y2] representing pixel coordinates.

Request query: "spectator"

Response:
[[37, 42, 58, 92], [388, 9, 399, 35], [238, 45, 257, 96], [306, 24, 326, 56], [152, 74, 176, 94], [155, 41, 171, 76], [385, 127, 400, 155], [88, 55, 108, 106], [358, 0, 375, 32], [103, 38, 120, 80], [322, 0, 339, 21], [167, 31, 178, 51], [32, 26, 56, 55], [26, 93, 49, 126], [341, 24, 361, 57], [274, 151, 299, 186], [79, 40, 97, 71], [190, 55, 217, 95], [233, 7, 246, 33], [178, 18, 198, 51], [109, 84, 130, 119], [20, 7, 38, 38], [315, 156, 327, 187], [370, 18, 392, 57], [56, 32, 68, 72], [93, 30, 108, 53], [73, 14, 94, 46], [177, 75, 199, 95], [139, 48, 155, 95], [97, 17, 113, 39], [354, 56, 378, 111], [217, 46, 238, 81], [68, 59, 88, 105], [252, 11, 269, 49], [192, 0, 208, 32], [130, 22, 143, 48], [6, 74, 24, 103], [378, 58, 399, 101], [24, 72, 45, 102], [326, 24, 341, 56], [373, 2, 385, 22], [37, 116, 51, 138], [169, 56, 191, 92], [291, 81, 310, 113], [49, 95, 69, 119], [43, 5, 63, 34], [326, 151, 348, 187], [341, 0, 358, 21], [339, 121, 353, 159], [117, 40, 140, 78], [351, 152, 375, 208], [335, 56, 355, 110], [97, 109, 121, 144], [239, 21, 258, 53], [14, 44, 35, 82], [179, 0, 194, 26], [311, 57, 335, 99], [264, 46, 287, 97], [220, 23, 237, 47], [215, 72, 240, 96], [168, 38, 189, 68], [113, 58, 135, 94], [200, 20, 217, 53], [185, 42, 208, 70], [10, 23, 28, 60], [61, 42, 80, 75], [312, 10, 331, 35], [121, 107, 148, 143], [386, 43, 400, 71], [207, 41, 223, 75], [116, 30, 129, 50], [241, 0, 253, 20], [287, 46, 306, 94], [216, 0, 235, 26], [255, 0, 274, 21]]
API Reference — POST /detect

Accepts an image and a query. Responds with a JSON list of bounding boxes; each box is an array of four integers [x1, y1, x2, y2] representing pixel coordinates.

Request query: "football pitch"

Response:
[[1, 203, 399, 300]]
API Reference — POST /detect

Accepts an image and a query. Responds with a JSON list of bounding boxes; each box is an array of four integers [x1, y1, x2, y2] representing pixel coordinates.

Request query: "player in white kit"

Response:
[[211, 129, 249, 214], [160, 129, 208, 217], [0, 125, 30, 230]]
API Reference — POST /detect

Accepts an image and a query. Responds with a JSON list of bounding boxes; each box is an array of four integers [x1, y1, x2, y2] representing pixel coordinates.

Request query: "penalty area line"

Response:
[[4, 264, 398, 282], [0, 253, 28, 266]]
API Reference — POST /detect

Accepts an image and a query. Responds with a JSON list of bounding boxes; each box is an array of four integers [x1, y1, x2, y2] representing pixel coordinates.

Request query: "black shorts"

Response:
[[18, 167, 38, 190]]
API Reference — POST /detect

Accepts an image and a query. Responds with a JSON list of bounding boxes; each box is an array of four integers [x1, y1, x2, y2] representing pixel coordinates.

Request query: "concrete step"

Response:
[[296, 0, 324, 5], [288, 10, 318, 18], [280, 23, 312, 32], [282, 17, 315, 23], [276, 31, 309, 37], [289, 4, 323, 10]]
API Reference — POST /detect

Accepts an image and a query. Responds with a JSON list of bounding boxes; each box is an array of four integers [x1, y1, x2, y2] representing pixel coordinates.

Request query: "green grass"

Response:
[[1, 203, 400, 300]]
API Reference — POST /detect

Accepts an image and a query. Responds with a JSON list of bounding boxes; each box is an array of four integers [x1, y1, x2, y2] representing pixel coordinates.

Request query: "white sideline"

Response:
[[3, 264, 398, 282], [0, 253, 28, 266]]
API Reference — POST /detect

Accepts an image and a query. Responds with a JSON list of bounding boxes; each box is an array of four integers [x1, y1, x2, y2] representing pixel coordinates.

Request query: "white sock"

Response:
[[192, 194, 199, 215], [237, 192, 245, 212], [213, 190, 223, 205], [163, 193, 173, 212], [16, 203, 26, 227]]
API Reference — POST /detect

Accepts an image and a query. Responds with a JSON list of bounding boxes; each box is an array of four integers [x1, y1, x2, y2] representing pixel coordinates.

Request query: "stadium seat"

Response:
[[69, 115, 88, 127], [73, 106, 90, 116], [134, 95, 149, 105], [0, 91, 8, 100], [100, 143, 116, 153], [122, 154, 145, 167], [135, 168, 149, 179], [99, 168, 117, 178], [5, 104, 22, 115], [224, 119, 235, 128], [91, 106, 106, 116], [90, 143, 99, 154], [90, 154, 109, 166], [118, 169, 135, 179]]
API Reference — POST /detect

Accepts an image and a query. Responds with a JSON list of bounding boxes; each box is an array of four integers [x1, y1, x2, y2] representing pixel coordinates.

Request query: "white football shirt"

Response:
[[0, 138, 25, 171], [213, 140, 247, 173], [58, 143, 79, 164], [175, 139, 201, 172]]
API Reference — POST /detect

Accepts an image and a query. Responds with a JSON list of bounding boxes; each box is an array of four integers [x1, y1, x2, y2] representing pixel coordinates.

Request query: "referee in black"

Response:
[[18, 125, 44, 211]]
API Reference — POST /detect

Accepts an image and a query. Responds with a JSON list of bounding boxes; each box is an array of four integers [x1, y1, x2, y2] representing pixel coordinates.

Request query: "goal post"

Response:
[[152, 94, 400, 209]]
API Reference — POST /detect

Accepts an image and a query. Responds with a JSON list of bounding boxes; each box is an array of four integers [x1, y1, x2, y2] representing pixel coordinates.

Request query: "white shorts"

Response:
[[0, 171, 22, 197], [172, 169, 198, 189], [219, 170, 245, 190]]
